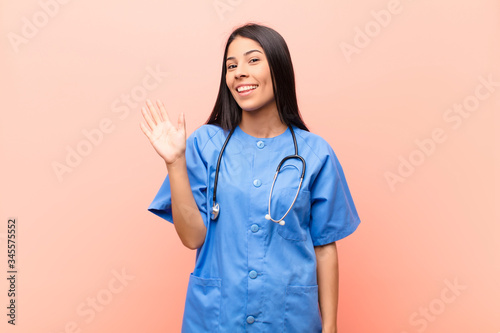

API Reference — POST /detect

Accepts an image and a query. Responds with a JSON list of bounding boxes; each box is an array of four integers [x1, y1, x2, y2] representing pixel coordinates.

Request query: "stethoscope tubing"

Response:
[[211, 125, 305, 224], [211, 127, 235, 220]]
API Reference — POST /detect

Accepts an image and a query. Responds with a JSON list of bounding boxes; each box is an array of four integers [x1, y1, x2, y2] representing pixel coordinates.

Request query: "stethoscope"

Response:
[[211, 125, 306, 226]]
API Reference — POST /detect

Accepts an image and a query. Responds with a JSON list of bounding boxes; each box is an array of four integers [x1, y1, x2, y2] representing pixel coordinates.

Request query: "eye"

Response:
[[227, 64, 236, 70], [249, 58, 260, 63]]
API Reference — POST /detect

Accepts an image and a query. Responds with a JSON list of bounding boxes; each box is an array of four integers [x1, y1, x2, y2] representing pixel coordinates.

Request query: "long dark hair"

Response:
[[206, 23, 309, 132]]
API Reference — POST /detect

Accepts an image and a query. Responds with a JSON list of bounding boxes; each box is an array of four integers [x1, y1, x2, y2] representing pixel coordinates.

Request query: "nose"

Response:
[[234, 63, 248, 78]]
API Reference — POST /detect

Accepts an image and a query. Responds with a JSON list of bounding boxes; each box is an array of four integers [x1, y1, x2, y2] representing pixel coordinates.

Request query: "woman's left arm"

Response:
[[314, 242, 339, 333]]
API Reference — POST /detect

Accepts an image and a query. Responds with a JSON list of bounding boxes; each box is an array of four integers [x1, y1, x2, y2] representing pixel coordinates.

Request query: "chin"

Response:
[[240, 105, 262, 112], [234, 101, 257, 111]]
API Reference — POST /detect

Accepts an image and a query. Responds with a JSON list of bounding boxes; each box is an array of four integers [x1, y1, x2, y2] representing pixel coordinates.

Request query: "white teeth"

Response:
[[237, 85, 258, 92]]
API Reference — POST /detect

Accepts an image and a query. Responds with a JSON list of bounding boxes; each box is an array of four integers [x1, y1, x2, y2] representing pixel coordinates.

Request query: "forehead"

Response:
[[227, 36, 264, 57]]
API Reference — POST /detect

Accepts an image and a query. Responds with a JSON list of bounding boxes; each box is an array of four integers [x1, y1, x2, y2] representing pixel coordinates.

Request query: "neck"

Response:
[[239, 100, 288, 138]]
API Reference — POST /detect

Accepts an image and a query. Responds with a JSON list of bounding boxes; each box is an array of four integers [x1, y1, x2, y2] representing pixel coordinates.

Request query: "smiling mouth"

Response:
[[237, 85, 258, 93]]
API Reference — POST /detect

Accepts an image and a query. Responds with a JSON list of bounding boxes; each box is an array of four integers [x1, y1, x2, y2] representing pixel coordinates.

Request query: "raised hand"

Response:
[[140, 99, 186, 165]]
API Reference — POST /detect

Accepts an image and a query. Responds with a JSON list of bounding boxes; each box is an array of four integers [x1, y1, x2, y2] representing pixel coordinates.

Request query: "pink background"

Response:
[[1, 0, 499, 332]]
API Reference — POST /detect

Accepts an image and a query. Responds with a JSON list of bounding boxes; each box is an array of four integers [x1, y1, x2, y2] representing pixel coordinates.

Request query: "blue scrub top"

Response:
[[148, 124, 361, 332]]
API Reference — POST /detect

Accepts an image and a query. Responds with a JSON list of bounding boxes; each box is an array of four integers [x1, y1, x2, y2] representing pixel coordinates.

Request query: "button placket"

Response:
[[246, 135, 268, 328]]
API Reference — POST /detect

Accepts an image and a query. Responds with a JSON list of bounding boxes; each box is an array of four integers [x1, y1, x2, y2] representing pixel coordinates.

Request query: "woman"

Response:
[[141, 23, 361, 333]]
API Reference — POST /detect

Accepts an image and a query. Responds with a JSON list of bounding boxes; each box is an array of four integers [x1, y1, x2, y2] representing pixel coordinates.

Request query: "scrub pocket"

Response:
[[181, 273, 222, 333], [275, 188, 311, 241], [283, 285, 322, 333]]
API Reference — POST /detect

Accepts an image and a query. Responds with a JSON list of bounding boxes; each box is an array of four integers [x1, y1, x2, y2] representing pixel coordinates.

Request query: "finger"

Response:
[[146, 99, 161, 125], [141, 106, 156, 130], [140, 121, 152, 139], [156, 99, 169, 123], [155, 99, 164, 122], [141, 112, 153, 133]]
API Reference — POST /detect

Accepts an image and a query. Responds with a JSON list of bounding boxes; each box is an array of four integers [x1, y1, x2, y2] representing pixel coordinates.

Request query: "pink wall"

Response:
[[1, 0, 498, 332]]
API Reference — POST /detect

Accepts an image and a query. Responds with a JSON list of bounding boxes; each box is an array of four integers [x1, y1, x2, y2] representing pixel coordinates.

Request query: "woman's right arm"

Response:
[[140, 99, 206, 249]]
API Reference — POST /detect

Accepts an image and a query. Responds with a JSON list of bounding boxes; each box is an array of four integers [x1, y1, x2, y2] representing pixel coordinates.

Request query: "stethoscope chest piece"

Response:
[[211, 203, 220, 220]]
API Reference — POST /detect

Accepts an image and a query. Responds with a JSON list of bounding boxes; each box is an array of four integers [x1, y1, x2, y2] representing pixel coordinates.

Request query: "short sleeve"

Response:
[[147, 132, 209, 226], [309, 144, 361, 246]]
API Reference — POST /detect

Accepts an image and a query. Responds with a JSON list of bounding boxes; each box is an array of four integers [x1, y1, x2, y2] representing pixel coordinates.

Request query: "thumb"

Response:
[[177, 112, 186, 133]]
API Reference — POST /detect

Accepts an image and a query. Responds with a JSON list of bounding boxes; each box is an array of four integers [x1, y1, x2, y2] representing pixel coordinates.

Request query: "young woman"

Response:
[[141, 23, 361, 333]]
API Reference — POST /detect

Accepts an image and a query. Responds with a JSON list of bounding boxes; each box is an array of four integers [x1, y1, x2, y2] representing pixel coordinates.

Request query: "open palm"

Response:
[[140, 99, 186, 164]]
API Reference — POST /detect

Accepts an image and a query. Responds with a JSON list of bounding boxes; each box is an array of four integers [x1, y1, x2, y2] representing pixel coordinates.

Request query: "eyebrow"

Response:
[[226, 49, 263, 62]]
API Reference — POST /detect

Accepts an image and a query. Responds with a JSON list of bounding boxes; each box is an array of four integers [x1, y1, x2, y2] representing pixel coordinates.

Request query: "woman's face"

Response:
[[225, 36, 275, 113]]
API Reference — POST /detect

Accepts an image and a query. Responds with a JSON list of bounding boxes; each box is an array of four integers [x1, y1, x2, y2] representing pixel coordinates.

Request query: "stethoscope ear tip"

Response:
[[265, 214, 285, 225]]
